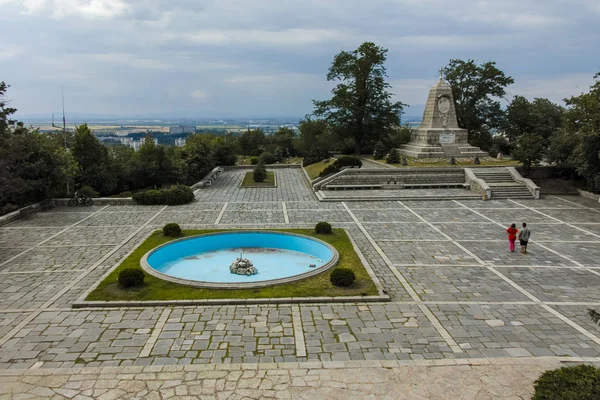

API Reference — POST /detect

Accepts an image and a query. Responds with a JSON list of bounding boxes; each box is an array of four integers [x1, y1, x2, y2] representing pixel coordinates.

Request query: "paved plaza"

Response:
[[1, 168, 600, 397]]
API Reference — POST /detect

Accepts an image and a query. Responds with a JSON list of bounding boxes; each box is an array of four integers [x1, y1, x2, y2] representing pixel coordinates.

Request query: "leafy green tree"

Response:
[[442, 59, 514, 150], [313, 42, 406, 154], [238, 129, 265, 156], [0, 81, 18, 137], [270, 127, 297, 157], [297, 118, 333, 155], [136, 135, 179, 188], [181, 133, 216, 183], [505, 96, 563, 145], [212, 134, 238, 166], [72, 123, 116, 195], [511, 134, 545, 176]]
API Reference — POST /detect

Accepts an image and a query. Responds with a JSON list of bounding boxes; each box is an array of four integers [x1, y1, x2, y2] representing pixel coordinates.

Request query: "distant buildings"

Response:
[[169, 126, 196, 135], [120, 137, 157, 151], [174, 138, 186, 147]]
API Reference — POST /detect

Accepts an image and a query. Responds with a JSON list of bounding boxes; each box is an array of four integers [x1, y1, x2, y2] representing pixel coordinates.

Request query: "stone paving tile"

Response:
[[44, 226, 138, 246], [150, 306, 297, 365], [152, 211, 220, 226], [459, 199, 527, 209], [429, 303, 600, 358], [398, 266, 530, 302], [0, 228, 58, 247], [346, 201, 403, 210], [471, 209, 557, 224], [0, 312, 29, 337], [501, 267, 600, 302], [551, 305, 600, 336], [79, 212, 158, 227], [414, 208, 491, 223], [433, 222, 505, 241], [219, 210, 285, 225], [287, 209, 354, 223], [284, 201, 345, 210], [1, 245, 114, 272], [302, 304, 453, 361], [517, 223, 599, 242], [352, 209, 421, 223], [227, 202, 283, 211], [9, 212, 90, 227], [550, 195, 600, 209], [525, 197, 587, 209], [320, 188, 480, 200], [0, 247, 29, 265], [170, 202, 225, 211], [459, 241, 576, 266], [539, 208, 600, 223], [365, 223, 446, 241], [572, 223, 600, 236], [402, 200, 466, 209], [0, 272, 78, 310], [541, 242, 600, 267], [380, 241, 478, 265], [102, 205, 166, 212], [0, 309, 163, 368]]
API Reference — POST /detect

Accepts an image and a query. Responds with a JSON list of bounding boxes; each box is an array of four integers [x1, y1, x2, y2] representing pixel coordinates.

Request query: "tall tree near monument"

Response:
[[0, 81, 18, 137], [313, 42, 405, 154], [505, 96, 563, 145], [72, 123, 116, 195], [442, 59, 514, 150]]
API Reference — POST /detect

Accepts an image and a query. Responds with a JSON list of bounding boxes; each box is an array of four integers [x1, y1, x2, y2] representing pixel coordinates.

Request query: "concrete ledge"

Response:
[[73, 294, 391, 308], [53, 197, 135, 206], [0, 209, 22, 227], [225, 164, 301, 170], [507, 167, 540, 199], [577, 189, 600, 203], [464, 168, 491, 200]]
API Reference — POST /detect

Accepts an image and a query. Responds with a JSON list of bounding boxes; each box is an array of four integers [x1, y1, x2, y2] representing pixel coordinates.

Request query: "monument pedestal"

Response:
[[398, 78, 488, 158]]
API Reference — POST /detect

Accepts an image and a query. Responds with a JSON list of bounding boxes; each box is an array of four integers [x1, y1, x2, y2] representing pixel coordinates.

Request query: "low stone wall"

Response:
[[464, 168, 490, 200], [578, 189, 600, 203], [53, 197, 135, 206], [0, 209, 22, 227], [224, 164, 301, 170], [507, 167, 541, 199]]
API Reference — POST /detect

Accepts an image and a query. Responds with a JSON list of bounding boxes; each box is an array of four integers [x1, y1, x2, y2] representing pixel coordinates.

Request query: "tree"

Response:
[[510, 134, 545, 176], [442, 59, 514, 150], [181, 133, 215, 183], [313, 42, 406, 154], [212, 134, 238, 166], [505, 96, 563, 145], [0, 81, 18, 137], [72, 123, 116, 195], [270, 127, 297, 157], [238, 129, 265, 156], [298, 118, 333, 155]]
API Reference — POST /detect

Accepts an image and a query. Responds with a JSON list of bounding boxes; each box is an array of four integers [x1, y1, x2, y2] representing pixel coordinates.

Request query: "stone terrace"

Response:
[[1, 168, 599, 396]]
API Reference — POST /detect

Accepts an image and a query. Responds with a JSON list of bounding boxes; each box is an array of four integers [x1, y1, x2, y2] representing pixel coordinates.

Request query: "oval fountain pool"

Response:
[[141, 231, 339, 288]]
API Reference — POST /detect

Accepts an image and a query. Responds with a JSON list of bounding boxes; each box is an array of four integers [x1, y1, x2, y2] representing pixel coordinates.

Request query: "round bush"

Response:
[[253, 163, 267, 182], [250, 157, 259, 165], [118, 268, 145, 288], [334, 155, 362, 169], [318, 164, 340, 178], [373, 141, 387, 160], [303, 148, 330, 167], [315, 221, 332, 234], [330, 268, 356, 287], [133, 186, 193, 205], [78, 185, 100, 198], [259, 152, 277, 165], [163, 222, 182, 237], [533, 364, 600, 400], [386, 148, 400, 164]]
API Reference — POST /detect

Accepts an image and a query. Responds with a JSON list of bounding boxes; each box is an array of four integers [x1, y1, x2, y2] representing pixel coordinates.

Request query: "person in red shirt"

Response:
[[506, 223, 519, 252]]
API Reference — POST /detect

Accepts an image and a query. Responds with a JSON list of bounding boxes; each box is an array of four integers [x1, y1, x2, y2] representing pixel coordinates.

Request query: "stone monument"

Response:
[[398, 77, 488, 159]]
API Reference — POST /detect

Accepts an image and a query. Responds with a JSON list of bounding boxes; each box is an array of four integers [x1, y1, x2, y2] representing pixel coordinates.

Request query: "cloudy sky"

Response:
[[1, 0, 599, 119]]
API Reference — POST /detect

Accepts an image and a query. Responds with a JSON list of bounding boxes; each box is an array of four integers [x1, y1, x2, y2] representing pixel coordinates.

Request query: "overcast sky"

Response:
[[1, 0, 599, 119]]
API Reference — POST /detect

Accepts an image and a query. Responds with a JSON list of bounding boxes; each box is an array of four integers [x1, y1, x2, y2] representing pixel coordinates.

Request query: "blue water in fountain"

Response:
[[146, 232, 334, 283]]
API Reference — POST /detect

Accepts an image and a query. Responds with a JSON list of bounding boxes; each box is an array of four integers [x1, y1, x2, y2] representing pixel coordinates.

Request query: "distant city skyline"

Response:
[[2, 0, 599, 118]]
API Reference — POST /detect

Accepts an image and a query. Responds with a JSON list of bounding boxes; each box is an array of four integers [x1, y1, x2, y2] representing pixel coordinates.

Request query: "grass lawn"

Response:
[[237, 156, 303, 166], [365, 155, 521, 168], [86, 229, 378, 302], [241, 171, 276, 187], [304, 159, 335, 180]]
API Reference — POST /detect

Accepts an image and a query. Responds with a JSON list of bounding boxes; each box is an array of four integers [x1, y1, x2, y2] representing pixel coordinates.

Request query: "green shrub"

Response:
[[253, 163, 267, 182], [250, 157, 259, 165], [318, 164, 340, 178], [334, 156, 362, 169], [78, 185, 100, 198], [162, 223, 182, 237], [386, 148, 400, 164], [302, 148, 329, 167], [110, 191, 132, 198], [330, 268, 356, 287], [532, 364, 600, 400], [259, 152, 277, 165], [373, 141, 387, 160], [118, 268, 145, 288], [133, 185, 194, 205], [315, 221, 332, 234]]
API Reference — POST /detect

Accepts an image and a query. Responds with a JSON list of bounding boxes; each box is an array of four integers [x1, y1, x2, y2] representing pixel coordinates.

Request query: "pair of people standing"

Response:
[[506, 223, 531, 254]]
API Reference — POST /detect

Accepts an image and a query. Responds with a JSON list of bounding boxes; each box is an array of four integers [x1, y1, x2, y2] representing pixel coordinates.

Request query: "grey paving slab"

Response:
[[346, 201, 404, 210], [501, 267, 600, 302], [459, 200, 527, 209], [45, 226, 138, 246], [365, 223, 446, 241], [401, 200, 467, 209], [0, 247, 30, 264], [79, 212, 158, 226], [0, 228, 58, 247], [9, 212, 91, 227], [285, 201, 345, 210], [227, 202, 283, 211], [572, 224, 600, 236], [539, 208, 600, 223], [433, 222, 505, 241], [551, 195, 600, 209], [526, 197, 588, 209], [0, 312, 30, 337], [301, 304, 453, 361], [380, 241, 478, 265], [551, 305, 600, 336], [429, 304, 600, 358], [2, 245, 114, 272], [287, 209, 354, 223], [399, 266, 531, 302], [472, 209, 557, 224], [352, 209, 421, 223], [459, 241, 577, 266], [219, 210, 285, 224], [541, 242, 600, 267], [415, 208, 491, 223], [152, 211, 220, 226], [0, 272, 78, 310], [320, 188, 480, 200], [516, 224, 599, 242]]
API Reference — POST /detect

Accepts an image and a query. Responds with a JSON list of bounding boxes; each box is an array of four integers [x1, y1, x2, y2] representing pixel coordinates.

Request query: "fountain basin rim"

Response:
[[140, 230, 340, 289]]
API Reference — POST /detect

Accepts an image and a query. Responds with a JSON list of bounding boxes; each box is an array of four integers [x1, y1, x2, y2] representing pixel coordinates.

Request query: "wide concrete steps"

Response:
[[491, 186, 533, 199]]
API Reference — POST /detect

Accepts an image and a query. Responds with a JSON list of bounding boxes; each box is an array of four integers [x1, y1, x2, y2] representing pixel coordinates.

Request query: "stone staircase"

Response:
[[472, 168, 534, 199]]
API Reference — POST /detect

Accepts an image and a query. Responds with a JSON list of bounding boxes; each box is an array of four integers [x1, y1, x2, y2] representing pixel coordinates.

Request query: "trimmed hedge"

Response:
[[253, 163, 267, 182], [532, 364, 600, 400], [315, 221, 332, 234], [373, 141, 387, 160], [118, 268, 145, 288], [330, 268, 356, 287], [132, 185, 194, 205], [386, 148, 400, 164], [78, 185, 100, 198], [162, 223, 182, 237], [250, 157, 259, 165], [334, 156, 362, 168], [303, 148, 330, 167]]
